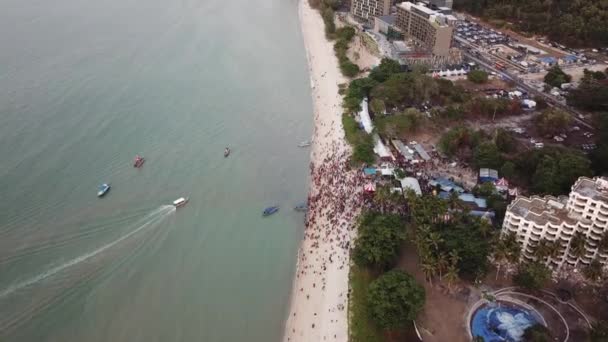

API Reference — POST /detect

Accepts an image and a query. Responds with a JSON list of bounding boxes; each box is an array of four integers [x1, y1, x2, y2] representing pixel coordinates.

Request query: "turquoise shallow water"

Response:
[[0, 0, 311, 340]]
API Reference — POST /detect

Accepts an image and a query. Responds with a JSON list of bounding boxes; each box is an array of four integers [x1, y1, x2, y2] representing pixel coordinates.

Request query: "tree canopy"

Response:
[[454, 0, 608, 46], [353, 212, 406, 269], [544, 66, 572, 88], [467, 70, 489, 84], [514, 147, 592, 195], [534, 108, 572, 136], [367, 270, 425, 330], [522, 324, 552, 342], [513, 262, 551, 290]]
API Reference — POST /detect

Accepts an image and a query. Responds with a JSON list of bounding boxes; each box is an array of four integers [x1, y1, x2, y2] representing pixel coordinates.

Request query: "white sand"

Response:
[[282, 1, 362, 341]]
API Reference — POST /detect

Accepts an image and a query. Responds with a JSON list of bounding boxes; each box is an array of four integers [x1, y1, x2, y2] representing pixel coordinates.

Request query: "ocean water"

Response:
[[0, 0, 312, 340]]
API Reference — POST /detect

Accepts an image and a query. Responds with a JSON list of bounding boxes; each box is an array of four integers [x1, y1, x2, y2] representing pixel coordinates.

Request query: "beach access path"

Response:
[[283, 1, 362, 341]]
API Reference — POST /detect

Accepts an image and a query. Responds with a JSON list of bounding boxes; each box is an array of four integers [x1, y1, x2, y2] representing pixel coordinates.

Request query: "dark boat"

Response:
[[263, 206, 279, 216], [133, 155, 145, 168], [294, 203, 308, 212], [224, 147, 231, 158], [97, 183, 111, 197]]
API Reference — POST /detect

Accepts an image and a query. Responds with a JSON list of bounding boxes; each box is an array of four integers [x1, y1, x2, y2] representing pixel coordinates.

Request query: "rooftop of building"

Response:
[[572, 176, 608, 203], [507, 195, 583, 226]]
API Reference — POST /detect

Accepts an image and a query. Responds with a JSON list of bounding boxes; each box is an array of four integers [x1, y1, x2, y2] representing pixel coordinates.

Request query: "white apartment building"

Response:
[[502, 176, 608, 269], [351, 0, 391, 21]]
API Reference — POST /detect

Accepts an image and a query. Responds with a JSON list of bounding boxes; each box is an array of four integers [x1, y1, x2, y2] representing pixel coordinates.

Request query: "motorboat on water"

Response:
[[224, 147, 231, 158], [263, 206, 279, 216], [97, 183, 111, 197], [294, 203, 308, 212], [133, 155, 145, 168], [298, 140, 312, 148], [173, 197, 189, 208]]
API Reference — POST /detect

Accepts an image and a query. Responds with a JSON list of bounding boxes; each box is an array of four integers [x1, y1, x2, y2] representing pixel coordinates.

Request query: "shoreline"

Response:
[[282, 1, 364, 341]]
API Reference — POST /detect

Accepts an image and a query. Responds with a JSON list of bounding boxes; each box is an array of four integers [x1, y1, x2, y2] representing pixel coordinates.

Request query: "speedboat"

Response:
[[173, 197, 189, 208], [133, 155, 145, 168], [294, 203, 308, 212], [298, 140, 312, 147], [97, 183, 111, 197], [263, 206, 279, 216], [224, 147, 231, 158]]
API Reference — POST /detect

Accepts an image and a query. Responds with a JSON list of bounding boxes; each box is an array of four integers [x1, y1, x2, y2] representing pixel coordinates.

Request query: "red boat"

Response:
[[133, 155, 145, 168]]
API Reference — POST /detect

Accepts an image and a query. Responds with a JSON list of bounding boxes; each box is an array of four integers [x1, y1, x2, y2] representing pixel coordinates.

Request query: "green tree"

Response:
[[369, 98, 386, 115], [523, 324, 552, 342], [513, 262, 551, 290], [532, 239, 561, 264], [568, 231, 587, 260], [544, 66, 572, 88], [467, 70, 489, 84], [353, 212, 406, 269], [500, 161, 516, 179], [589, 320, 608, 342], [369, 58, 402, 83], [473, 142, 503, 169], [534, 108, 572, 136], [367, 270, 426, 330], [582, 258, 604, 282]]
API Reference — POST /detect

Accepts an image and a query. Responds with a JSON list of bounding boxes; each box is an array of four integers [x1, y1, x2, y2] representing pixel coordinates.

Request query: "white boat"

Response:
[[173, 197, 189, 208], [298, 140, 312, 147]]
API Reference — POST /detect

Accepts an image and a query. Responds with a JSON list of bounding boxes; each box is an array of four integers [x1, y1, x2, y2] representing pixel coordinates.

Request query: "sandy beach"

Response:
[[282, 1, 365, 341]]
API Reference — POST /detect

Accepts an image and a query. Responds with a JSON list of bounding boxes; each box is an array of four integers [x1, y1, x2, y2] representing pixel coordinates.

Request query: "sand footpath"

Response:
[[282, 1, 364, 341]]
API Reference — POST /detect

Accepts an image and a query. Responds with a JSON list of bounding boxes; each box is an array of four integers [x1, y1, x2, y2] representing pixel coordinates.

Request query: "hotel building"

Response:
[[395, 2, 455, 57], [502, 177, 608, 269], [350, 0, 391, 21]]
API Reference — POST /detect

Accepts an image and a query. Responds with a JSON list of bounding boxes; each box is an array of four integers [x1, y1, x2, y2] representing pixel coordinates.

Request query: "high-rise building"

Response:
[[395, 2, 455, 57], [502, 177, 608, 270], [351, 0, 391, 21]]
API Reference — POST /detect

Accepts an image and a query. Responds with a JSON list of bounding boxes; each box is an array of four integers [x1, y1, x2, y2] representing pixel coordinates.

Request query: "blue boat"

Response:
[[97, 183, 111, 197], [294, 203, 308, 212], [263, 206, 279, 216]]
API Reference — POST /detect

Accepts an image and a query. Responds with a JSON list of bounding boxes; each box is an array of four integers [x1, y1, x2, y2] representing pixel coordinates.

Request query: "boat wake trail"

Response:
[[0, 205, 175, 335]]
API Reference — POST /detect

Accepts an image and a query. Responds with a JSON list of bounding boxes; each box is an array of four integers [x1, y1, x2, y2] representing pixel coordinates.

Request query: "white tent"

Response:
[[358, 98, 373, 134], [400, 177, 422, 195]]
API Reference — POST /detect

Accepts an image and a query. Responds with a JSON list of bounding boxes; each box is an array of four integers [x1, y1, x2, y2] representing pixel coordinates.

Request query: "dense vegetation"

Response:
[[544, 66, 571, 88], [454, 0, 608, 46], [522, 324, 553, 342], [438, 125, 592, 196], [534, 108, 571, 136], [367, 270, 425, 330], [568, 69, 608, 112], [353, 212, 406, 270], [513, 261, 551, 290], [467, 70, 489, 84]]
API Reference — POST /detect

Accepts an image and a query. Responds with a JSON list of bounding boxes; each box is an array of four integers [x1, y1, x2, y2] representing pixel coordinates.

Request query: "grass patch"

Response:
[[349, 265, 384, 342]]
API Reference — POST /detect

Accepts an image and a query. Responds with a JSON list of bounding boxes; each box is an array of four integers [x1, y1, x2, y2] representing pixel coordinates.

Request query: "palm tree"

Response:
[[420, 256, 437, 286], [447, 191, 461, 210], [449, 250, 460, 267], [478, 219, 494, 239], [569, 232, 587, 261], [436, 252, 449, 281], [444, 264, 459, 291], [374, 185, 391, 212], [534, 239, 560, 263], [598, 232, 608, 254], [493, 240, 509, 280], [503, 232, 521, 264], [426, 231, 443, 252], [583, 258, 604, 282]]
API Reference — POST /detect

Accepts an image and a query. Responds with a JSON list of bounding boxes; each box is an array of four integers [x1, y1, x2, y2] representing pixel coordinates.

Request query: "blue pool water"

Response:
[[470, 301, 541, 342]]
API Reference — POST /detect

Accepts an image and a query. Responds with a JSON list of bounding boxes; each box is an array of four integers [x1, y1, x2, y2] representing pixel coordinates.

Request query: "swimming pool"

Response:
[[470, 300, 542, 342]]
